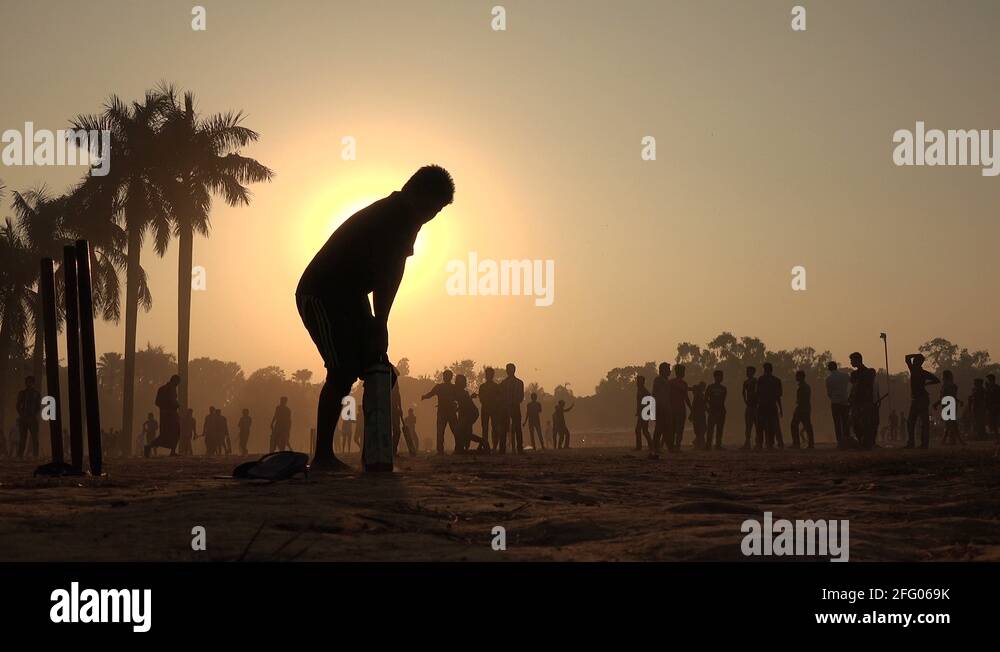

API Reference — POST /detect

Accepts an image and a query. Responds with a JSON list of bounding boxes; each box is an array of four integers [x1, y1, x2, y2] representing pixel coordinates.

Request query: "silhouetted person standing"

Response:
[[986, 374, 1000, 440], [634, 375, 652, 450], [651, 363, 672, 458], [756, 363, 783, 449], [887, 409, 899, 442], [199, 407, 217, 455], [825, 361, 851, 449], [666, 365, 692, 450], [403, 408, 419, 453], [705, 370, 727, 450], [179, 408, 196, 455], [238, 409, 252, 456], [934, 370, 963, 445], [392, 379, 418, 456], [341, 418, 354, 453], [501, 363, 525, 453], [478, 367, 500, 451], [850, 352, 878, 450], [15, 376, 41, 459], [270, 397, 292, 453], [790, 370, 814, 449], [742, 366, 759, 450], [454, 374, 486, 452], [147, 374, 181, 457], [970, 378, 987, 440], [690, 382, 707, 449], [904, 353, 939, 449], [422, 369, 460, 454], [525, 392, 544, 450], [296, 166, 454, 470], [219, 409, 232, 455], [142, 413, 158, 456], [554, 400, 574, 448]]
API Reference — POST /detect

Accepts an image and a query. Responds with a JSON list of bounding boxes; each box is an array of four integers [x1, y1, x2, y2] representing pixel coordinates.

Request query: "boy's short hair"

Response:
[[403, 165, 455, 206]]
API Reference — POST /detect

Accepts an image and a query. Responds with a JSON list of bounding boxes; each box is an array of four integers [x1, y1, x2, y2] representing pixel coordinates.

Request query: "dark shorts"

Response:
[[296, 292, 372, 381]]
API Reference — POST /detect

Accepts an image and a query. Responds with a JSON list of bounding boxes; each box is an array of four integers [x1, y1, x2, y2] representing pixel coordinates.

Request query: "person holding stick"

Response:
[[298, 166, 454, 470]]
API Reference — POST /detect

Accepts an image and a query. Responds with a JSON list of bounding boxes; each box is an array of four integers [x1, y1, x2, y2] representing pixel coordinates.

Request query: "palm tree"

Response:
[[10, 187, 70, 383], [71, 90, 173, 446], [6, 184, 131, 435], [158, 87, 273, 412], [0, 218, 38, 438]]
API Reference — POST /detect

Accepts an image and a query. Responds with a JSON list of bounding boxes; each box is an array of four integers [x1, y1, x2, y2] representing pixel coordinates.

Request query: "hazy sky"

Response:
[[3, 0, 1000, 392]]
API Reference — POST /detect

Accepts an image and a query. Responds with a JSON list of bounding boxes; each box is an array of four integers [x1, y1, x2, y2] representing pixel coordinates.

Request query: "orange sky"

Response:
[[3, 0, 1000, 392]]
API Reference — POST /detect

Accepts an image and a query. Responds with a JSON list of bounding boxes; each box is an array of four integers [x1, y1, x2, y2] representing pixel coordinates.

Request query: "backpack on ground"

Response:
[[232, 451, 309, 481]]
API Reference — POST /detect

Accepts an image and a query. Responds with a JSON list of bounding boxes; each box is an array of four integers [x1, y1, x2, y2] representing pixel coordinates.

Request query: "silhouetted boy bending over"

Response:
[[297, 166, 455, 470]]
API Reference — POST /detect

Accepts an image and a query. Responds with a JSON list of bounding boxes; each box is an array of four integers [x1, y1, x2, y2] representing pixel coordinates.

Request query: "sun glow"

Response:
[[294, 171, 459, 303]]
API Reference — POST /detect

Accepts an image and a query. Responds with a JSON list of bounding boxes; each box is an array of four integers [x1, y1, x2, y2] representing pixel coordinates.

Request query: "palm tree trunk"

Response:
[[0, 304, 12, 442], [122, 226, 141, 454], [32, 311, 44, 390], [177, 219, 193, 413]]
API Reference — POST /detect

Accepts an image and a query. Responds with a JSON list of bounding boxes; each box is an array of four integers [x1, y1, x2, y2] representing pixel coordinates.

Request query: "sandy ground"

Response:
[[1, 439, 998, 561]]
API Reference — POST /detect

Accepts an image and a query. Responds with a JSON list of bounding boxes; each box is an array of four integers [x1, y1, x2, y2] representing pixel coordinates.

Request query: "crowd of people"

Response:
[[4, 350, 1000, 462], [630, 352, 1000, 459], [416, 363, 573, 454]]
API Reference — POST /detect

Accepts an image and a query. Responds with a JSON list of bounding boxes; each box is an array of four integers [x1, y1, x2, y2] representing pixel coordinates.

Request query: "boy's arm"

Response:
[[371, 259, 407, 354]]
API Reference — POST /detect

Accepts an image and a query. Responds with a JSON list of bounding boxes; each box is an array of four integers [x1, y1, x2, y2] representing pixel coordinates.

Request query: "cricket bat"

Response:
[[362, 360, 394, 472]]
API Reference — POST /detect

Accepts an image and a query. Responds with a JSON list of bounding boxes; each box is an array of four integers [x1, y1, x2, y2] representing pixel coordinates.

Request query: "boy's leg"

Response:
[[906, 402, 917, 447], [510, 411, 523, 452], [313, 373, 353, 466], [481, 410, 491, 448], [447, 412, 461, 453], [435, 412, 446, 454], [16, 421, 27, 458], [29, 422, 40, 457], [298, 293, 362, 469]]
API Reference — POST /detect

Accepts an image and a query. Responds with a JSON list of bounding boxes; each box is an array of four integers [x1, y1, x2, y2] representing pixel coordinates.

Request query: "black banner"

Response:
[[3, 562, 993, 639]]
